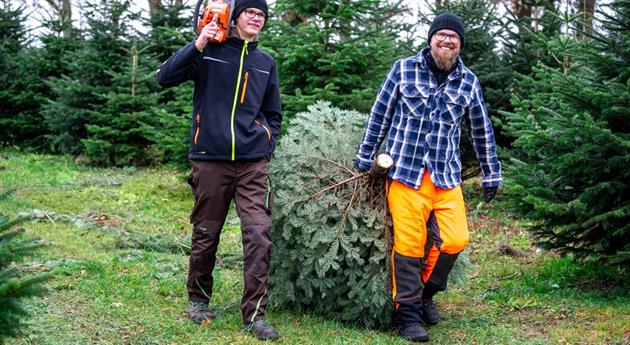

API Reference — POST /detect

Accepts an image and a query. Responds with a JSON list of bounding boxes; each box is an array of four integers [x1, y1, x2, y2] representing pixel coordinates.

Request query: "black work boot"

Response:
[[187, 301, 215, 324], [399, 323, 429, 342], [244, 320, 280, 341], [421, 298, 440, 325]]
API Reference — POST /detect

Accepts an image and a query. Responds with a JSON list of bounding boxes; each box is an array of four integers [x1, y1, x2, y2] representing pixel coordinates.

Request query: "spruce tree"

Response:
[[81, 37, 162, 166], [502, 0, 563, 82], [0, 18, 81, 150], [145, 1, 193, 63], [141, 2, 194, 167], [498, 0, 563, 156], [502, 0, 630, 265], [264, 0, 413, 121], [0, 191, 49, 344], [141, 85, 192, 167], [0, 1, 28, 146], [43, 0, 137, 156]]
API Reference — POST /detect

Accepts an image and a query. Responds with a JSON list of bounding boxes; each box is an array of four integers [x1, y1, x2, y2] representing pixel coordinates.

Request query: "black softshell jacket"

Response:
[[157, 38, 282, 161]]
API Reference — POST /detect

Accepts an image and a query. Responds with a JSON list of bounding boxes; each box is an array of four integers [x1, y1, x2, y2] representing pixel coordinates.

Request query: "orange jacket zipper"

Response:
[[194, 113, 201, 144], [255, 119, 271, 140], [240, 71, 249, 104]]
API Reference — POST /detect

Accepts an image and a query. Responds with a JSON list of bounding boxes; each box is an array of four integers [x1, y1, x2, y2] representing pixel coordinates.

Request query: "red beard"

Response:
[[431, 44, 459, 71]]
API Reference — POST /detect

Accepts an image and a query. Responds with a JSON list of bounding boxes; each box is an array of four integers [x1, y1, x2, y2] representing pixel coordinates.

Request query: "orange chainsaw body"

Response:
[[196, 0, 231, 43]]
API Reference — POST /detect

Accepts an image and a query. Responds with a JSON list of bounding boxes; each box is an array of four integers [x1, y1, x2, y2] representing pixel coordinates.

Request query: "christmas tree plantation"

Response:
[[269, 102, 469, 327], [502, 0, 630, 265]]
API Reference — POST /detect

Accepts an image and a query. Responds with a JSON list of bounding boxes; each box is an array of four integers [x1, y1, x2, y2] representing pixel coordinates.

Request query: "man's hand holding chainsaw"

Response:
[[195, 22, 219, 51]]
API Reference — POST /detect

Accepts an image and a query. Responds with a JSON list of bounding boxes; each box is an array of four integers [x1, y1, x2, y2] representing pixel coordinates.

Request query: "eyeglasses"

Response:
[[434, 32, 460, 43], [243, 9, 266, 20]]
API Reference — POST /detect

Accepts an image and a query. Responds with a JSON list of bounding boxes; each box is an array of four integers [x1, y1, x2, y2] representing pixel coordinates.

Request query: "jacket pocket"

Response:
[[255, 119, 271, 141], [400, 84, 430, 118], [439, 92, 469, 124], [241, 64, 270, 108], [194, 113, 201, 145], [240, 71, 249, 104]]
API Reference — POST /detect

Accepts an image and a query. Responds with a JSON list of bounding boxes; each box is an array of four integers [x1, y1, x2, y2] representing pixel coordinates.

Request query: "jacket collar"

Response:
[[225, 37, 259, 51]]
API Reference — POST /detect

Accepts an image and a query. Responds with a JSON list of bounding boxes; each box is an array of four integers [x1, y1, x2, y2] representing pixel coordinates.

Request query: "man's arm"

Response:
[[468, 78, 502, 187], [354, 61, 401, 171], [261, 61, 282, 149], [156, 23, 218, 87], [156, 42, 201, 87]]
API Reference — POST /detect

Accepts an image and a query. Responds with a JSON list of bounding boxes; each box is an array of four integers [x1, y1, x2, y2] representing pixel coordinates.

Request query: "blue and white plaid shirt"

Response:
[[355, 48, 502, 190]]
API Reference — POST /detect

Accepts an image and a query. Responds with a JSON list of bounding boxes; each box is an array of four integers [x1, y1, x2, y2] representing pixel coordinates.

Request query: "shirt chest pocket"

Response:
[[439, 92, 470, 124], [400, 84, 430, 118]]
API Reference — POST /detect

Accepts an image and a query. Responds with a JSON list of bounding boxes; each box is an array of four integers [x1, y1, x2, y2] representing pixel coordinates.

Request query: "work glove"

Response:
[[482, 186, 498, 203]]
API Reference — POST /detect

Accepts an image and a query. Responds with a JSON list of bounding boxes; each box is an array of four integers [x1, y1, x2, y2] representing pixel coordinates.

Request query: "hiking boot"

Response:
[[399, 323, 429, 343], [421, 299, 440, 325], [244, 320, 280, 341], [187, 301, 214, 324]]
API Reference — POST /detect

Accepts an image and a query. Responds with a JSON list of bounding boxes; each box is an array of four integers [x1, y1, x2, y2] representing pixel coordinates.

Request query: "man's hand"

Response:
[[482, 186, 498, 203], [195, 22, 219, 51], [353, 159, 370, 173]]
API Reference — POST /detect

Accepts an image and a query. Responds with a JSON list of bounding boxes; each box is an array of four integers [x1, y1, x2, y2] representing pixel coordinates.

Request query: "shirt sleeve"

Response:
[[468, 77, 503, 187], [354, 61, 401, 171]]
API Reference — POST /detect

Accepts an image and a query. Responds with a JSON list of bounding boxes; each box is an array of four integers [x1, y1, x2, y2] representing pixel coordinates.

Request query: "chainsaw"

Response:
[[194, 0, 235, 43]]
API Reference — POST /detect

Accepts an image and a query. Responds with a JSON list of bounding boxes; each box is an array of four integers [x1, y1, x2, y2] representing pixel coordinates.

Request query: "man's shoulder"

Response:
[[458, 63, 480, 84], [398, 54, 420, 66], [383, 56, 418, 78], [253, 48, 277, 66]]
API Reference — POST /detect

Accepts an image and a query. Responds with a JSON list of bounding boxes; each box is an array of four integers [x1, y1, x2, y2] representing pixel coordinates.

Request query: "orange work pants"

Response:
[[387, 170, 469, 325]]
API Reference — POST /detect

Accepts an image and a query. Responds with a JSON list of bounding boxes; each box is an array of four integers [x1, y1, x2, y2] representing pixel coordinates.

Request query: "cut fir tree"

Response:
[[269, 102, 470, 327]]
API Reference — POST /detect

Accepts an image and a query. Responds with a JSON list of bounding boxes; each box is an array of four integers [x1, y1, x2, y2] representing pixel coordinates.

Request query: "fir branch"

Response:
[[307, 173, 367, 201]]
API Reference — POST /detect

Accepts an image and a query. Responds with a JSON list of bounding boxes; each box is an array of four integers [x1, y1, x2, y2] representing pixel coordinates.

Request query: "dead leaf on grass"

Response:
[[88, 211, 119, 227], [496, 243, 528, 257]]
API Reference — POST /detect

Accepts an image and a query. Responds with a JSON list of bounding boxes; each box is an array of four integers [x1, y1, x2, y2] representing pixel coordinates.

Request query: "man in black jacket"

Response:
[[156, 0, 281, 340]]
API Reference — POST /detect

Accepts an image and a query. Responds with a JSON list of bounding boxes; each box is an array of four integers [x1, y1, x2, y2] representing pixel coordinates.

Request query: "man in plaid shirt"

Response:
[[355, 13, 502, 342]]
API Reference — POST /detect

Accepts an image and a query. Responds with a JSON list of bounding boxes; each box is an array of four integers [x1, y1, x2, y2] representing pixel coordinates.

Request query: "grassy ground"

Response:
[[2, 150, 629, 345]]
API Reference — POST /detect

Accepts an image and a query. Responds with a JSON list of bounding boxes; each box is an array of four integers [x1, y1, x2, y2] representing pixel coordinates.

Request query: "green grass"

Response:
[[2, 150, 629, 344]]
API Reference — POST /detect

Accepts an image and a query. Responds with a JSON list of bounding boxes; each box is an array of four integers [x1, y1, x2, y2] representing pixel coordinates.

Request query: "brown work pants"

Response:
[[187, 158, 272, 325]]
